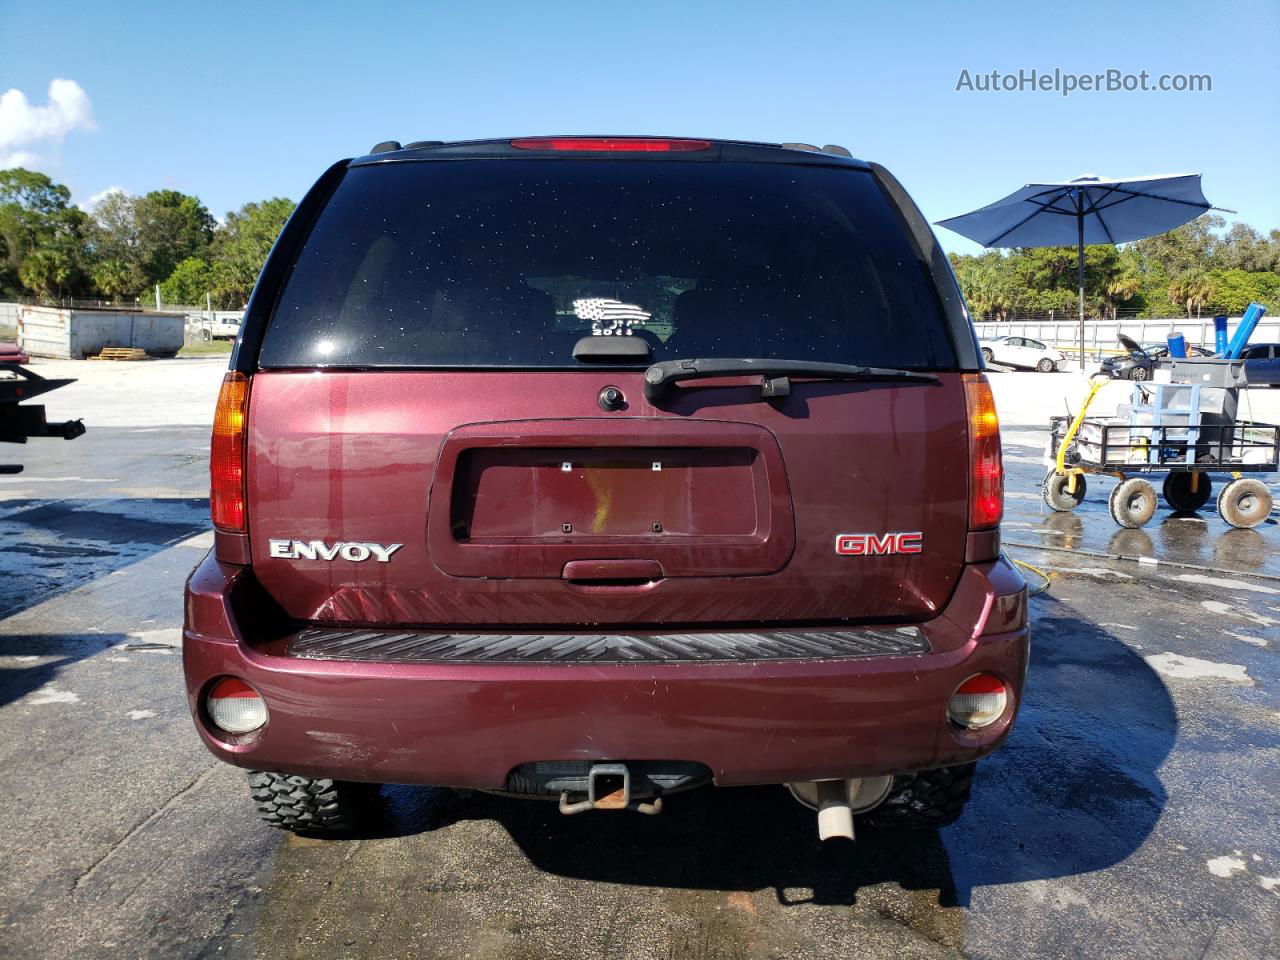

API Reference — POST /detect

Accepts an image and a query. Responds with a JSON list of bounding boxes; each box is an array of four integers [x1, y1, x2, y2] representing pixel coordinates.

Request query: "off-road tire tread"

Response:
[[1043, 471, 1086, 512], [1216, 477, 1272, 529], [861, 763, 976, 831], [1109, 477, 1157, 528], [247, 771, 377, 834]]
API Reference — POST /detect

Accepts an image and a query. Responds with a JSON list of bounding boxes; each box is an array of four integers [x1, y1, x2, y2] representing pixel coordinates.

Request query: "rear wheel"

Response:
[[247, 771, 381, 835], [1036, 357, 1056, 373], [1163, 472, 1212, 512], [861, 763, 976, 831], [1128, 365, 1149, 382], [1109, 477, 1157, 528], [1043, 470, 1086, 511], [1217, 478, 1272, 529], [980, 347, 994, 364]]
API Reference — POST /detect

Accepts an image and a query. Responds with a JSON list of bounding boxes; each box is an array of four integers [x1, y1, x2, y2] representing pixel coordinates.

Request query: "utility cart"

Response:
[[1042, 361, 1279, 529]]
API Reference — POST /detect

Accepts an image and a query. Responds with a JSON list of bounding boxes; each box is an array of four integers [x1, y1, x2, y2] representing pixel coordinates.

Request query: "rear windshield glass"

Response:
[[260, 160, 955, 369]]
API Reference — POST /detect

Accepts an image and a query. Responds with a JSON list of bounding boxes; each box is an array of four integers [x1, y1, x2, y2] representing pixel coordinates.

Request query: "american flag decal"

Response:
[[573, 297, 652, 336]]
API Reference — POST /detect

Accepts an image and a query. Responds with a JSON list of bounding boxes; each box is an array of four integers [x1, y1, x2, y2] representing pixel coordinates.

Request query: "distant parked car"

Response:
[[1240, 343, 1280, 386], [979, 336, 1064, 372], [1100, 342, 1212, 381], [0, 342, 31, 365], [199, 314, 243, 341]]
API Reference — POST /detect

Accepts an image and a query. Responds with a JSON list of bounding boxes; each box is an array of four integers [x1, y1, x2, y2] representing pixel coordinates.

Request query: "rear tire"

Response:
[[1037, 357, 1056, 373], [1216, 477, 1272, 529], [1109, 477, 1157, 528], [862, 763, 976, 831], [1163, 472, 1212, 512], [247, 771, 380, 835], [981, 347, 994, 364], [1043, 470, 1086, 511]]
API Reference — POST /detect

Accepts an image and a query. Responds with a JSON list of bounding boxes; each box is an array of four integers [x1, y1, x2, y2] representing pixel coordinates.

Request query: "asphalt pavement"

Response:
[[0, 359, 1276, 959]]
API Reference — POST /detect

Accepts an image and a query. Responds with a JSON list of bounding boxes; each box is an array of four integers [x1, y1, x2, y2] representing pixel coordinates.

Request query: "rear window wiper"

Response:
[[643, 358, 938, 401]]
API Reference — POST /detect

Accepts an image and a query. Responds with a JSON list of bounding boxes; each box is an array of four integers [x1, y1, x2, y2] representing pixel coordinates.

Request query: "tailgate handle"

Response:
[[562, 559, 664, 583]]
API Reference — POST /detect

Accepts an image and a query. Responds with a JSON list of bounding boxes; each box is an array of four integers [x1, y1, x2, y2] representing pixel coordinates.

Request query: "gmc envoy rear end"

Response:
[[184, 136, 1027, 840]]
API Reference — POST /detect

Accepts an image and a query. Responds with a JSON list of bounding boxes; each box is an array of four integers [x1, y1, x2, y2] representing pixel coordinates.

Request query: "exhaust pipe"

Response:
[[787, 775, 893, 842], [814, 779, 855, 841]]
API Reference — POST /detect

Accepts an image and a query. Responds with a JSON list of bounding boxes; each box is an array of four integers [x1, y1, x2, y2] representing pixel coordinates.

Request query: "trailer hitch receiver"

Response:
[[558, 763, 663, 815]]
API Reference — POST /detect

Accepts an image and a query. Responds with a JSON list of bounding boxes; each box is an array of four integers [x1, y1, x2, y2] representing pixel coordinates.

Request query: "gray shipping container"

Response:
[[17, 305, 185, 359]]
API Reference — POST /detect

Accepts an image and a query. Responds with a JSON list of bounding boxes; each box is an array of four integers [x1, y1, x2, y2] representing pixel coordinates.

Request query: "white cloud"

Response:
[[0, 78, 96, 169], [81, 185, 128, 211]]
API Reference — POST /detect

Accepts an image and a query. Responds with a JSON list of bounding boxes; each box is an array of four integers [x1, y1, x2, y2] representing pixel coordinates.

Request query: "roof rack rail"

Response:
[[822, 144, 852, 158], [404, 140, 444, 149], [369, 140, 402, 154], [781, 142, 821, 153]]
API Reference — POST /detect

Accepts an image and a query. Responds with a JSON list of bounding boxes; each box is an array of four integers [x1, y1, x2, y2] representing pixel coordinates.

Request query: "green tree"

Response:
[[950, 251, 1018, 320], [209, 197, 295, 307], [0, 169, 92, 298], [88, 190, 139, 264], [1205, 269, 1280, 315], [133, 190, 215, 285], [158, 256, 212, 305], [1168, 271, 1217, 318], [19, 248, 76, 299], [1132, 214, 1225, 279], [92, 258, 146, 303]]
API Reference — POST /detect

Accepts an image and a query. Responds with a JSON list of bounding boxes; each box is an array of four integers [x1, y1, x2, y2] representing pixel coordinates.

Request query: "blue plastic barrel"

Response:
[[1213, 315, 1229, 355], [1166, 333, 1187, 358]]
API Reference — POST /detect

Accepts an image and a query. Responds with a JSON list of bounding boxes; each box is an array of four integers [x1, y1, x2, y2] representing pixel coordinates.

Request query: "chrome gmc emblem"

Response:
[[835, 532, 923, 556]]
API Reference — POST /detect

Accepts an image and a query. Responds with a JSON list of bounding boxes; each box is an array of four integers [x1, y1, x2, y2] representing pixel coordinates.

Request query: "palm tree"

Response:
[[1168, 271, 1216, 319]]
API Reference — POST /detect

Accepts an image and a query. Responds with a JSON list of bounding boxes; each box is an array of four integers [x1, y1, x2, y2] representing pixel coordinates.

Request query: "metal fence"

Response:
[[972, 314, 1279, 362]]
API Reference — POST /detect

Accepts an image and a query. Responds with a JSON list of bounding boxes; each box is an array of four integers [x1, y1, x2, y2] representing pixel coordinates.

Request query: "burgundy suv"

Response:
[[184, 137, 1027, 840]]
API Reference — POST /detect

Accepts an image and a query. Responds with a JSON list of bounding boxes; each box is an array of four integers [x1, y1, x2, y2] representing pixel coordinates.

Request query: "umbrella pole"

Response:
[[1077, 213, 1086, 375]]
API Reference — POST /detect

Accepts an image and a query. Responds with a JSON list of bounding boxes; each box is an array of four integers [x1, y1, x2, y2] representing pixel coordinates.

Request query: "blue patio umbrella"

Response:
[[936, 174, 1232, 369]]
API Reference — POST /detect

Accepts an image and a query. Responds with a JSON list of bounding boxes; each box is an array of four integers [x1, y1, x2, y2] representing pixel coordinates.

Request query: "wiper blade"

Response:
[[643, 358, 938, 401]]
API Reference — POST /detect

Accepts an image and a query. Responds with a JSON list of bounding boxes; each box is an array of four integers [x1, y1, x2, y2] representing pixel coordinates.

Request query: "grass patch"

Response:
[[178, 340, 235, 357]]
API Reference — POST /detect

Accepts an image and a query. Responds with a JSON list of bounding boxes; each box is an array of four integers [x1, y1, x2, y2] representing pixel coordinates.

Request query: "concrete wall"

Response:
[[17, 305, 185, 359]]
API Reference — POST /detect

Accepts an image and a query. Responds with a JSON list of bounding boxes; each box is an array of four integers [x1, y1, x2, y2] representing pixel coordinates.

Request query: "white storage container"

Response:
[[17, 305, 184, 359]]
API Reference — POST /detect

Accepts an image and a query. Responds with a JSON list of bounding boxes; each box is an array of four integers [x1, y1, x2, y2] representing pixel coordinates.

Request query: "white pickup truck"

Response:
[[197, 312, 243, 341]]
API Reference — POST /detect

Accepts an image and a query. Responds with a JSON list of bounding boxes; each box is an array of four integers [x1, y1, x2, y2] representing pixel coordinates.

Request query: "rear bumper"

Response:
[[183, 553, 1029, 788]]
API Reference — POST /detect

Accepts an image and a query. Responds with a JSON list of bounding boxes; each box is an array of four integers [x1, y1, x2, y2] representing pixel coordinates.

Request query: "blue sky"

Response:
[[3, 0, 1277, 255]]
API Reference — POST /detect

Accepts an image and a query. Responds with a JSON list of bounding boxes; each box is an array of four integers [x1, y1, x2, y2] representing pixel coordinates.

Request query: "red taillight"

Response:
[[948, 673, 1009, 729], [210, 372, 250, 532], [509, 137, 711, 152], [963, 373, 1003, 529], [206, 677, 268, 734]]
